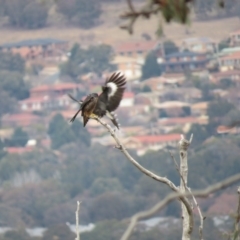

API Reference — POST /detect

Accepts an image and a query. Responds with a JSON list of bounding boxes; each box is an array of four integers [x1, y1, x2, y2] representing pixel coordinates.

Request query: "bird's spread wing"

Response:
[[101, 72, 126, 112]]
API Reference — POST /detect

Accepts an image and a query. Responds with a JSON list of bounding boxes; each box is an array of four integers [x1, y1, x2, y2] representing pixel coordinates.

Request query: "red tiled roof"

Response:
[[5, 146, 34, 154], [159, 117, 207, 125], [123, 92, 134, 98], [19, 96, 49, 103], [220, 51, 240, 60], [31, 83, 79, 92], [2, 113, 40, 121], [115, 41, 159, 53], [133, 134, 180, 143]]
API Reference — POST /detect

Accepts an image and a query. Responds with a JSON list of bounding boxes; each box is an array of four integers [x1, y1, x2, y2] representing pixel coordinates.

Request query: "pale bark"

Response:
[[120, 173, 240, 240], [75, 201, 81, 240], [179, 134, 193, 240]]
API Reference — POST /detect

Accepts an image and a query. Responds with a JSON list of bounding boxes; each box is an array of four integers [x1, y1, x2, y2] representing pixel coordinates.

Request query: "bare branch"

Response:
[[169, 146, 204, 239], [120, 173, 240, 240], [179, 135, 193, 239], [75, 201, 81, 240], [97, 118, 193, 236]]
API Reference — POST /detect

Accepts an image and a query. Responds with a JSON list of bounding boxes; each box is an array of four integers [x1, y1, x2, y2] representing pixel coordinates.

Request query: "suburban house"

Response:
[[114, 40, 162, 64], [30, 83, 80, 98], [122, 134, 181, 155], [135, 92, 160, 105], [181, 37, 216, 53], [120, 92, 135, 107], [229, 30, 240, 46], [219, 52, 240, 71], [0, 38, 68, 60], [209, 70, 240, 84], [139, 76, 184, 91], [112, 55, 143, 80], [160, 51, 209, 73], [1, 113, 42, 128], [191, 102, 209, 116], [158, 116, 208, 133], [155, 101, 191, 118], [19, 95, 71, 112]]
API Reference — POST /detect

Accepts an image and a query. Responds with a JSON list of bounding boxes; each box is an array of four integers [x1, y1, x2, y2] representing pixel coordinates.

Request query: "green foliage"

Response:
[[70, 119, 91, 147], [0, 71, 29, 100], [7, 127, 29, 147], [42, 224, 75, 240], [187, 124, 209, 146], [48, 114, 75, 149], [21, 1, 48, 29], [207, 98, 235, 119], [4, 0, 48, 29], [48, 114, 91, 149], [159, 109, 168, 118], [56, 0, 101, 28], [0, 90, 17, 117], [218, 38, 231, 51], [61, 43, 115, 79], [90, 177, 123, 196], [81, 220, 126, 240], [164, 40, 179, 55], [141, 52, 161, 81], [3, 181, 69, 226], [182, 106, 191, 116], [189, 138, 240, 189], [4, 229, 31, 240], [0, 51, 25, 73], [141, 85, 152, 92], [219, 78, 236, 89]]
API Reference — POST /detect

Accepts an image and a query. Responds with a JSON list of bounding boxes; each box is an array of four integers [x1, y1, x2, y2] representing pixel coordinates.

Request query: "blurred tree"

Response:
[[187, 124, 209, 146], [219, 78, 235, 89], [89, 192, 130, 221], [56, 0, 101, 28], [141, 52, 161, 81], [42, 224, 75, 240], [48, 114, 76, 149], [90, 177, 123, 196], [164, 40, 179, 55], [0, 90, 17, 117], [21, 1, 48, 29], [4, 0, 48, 29], [141, 85, 152, 92], [0, 71, 29, 100], [0, 51, 25, 73], [7, 127, 29, 147], [81, 220, 126, 240], [4, 228, 31, 240], [218, 38, 231, 51], [70, 119, 91, 147], [207, 98, 235, 119], [56, 0, 77, 20], [61, 43, 114, 79]]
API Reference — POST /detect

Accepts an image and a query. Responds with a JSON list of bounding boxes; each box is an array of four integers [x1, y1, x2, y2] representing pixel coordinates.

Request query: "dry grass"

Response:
[[0, 2, 239, 47]]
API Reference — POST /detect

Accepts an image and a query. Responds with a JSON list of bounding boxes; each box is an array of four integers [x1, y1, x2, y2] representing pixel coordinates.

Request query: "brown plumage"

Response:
[[68, 72, 127, 128]]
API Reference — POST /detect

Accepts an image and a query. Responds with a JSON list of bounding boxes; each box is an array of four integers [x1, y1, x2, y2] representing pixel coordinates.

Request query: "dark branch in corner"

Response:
[[119, 0, 226, 35]]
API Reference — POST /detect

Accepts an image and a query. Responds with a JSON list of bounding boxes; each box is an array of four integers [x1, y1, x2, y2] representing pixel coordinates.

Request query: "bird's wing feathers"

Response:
[[102, 72, 126, 112]]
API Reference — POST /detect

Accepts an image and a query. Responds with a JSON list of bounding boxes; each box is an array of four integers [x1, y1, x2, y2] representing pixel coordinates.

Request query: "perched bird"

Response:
[[68, 72, 126, 128]]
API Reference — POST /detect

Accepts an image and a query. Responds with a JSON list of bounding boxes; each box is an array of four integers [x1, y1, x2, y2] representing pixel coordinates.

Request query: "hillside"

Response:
[[0, 2, 239, 47]]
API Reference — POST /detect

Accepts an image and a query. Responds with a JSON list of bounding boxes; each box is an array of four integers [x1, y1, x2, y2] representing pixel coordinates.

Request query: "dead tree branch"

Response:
[[120, 173, 240, 240], [97, 118, 193, 236], [179, 134, 193, 240], [75, 201, 81, 240], [169, 147, 205, 240]]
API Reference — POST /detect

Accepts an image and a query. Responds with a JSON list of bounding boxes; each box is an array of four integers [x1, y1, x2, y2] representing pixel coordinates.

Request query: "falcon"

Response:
[[68, 72, 126, 128]]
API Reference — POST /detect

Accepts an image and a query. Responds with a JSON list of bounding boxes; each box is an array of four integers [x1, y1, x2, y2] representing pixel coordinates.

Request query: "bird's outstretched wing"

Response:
[[101, 72, 126, 112]]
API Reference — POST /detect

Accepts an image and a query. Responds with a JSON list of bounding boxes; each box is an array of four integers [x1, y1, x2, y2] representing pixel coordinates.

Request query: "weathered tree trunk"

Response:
[[179, 135, 192, 240]]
